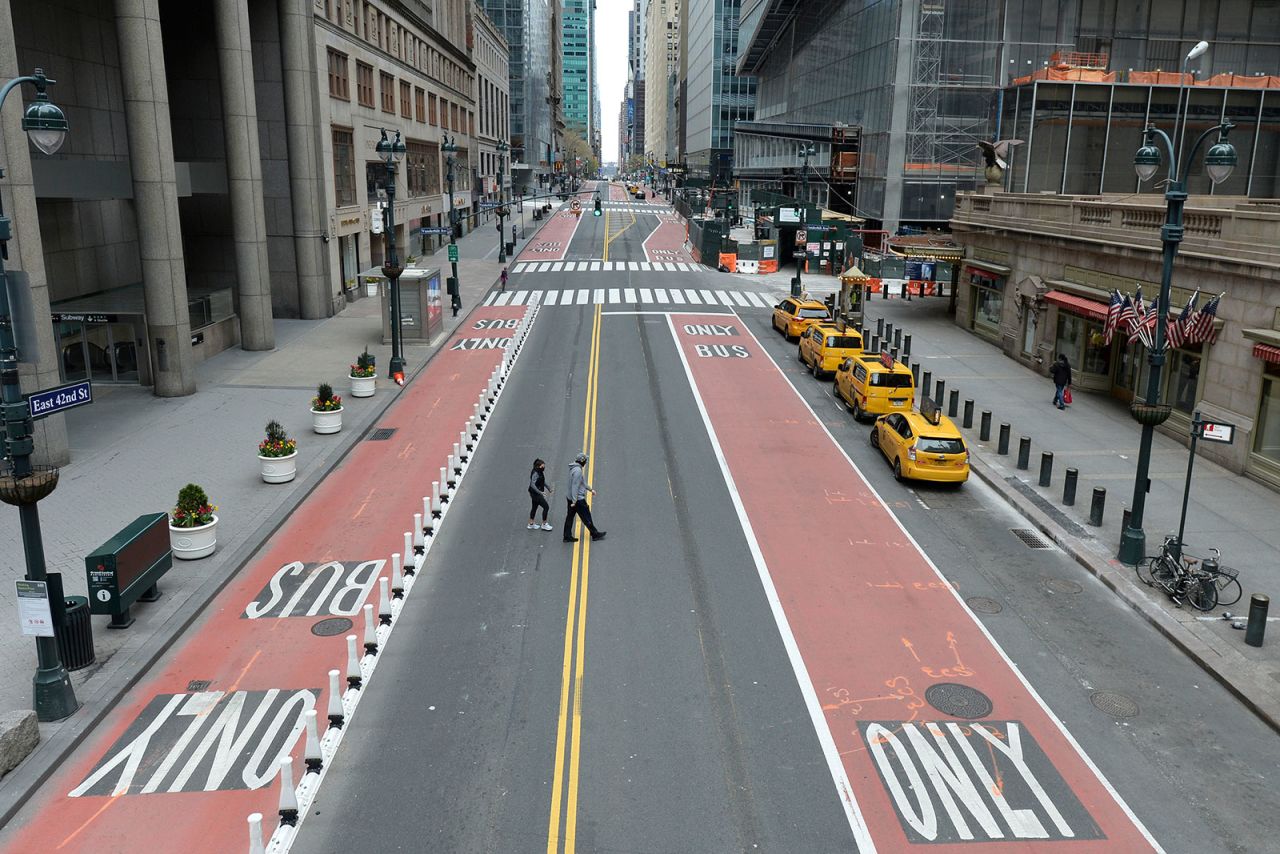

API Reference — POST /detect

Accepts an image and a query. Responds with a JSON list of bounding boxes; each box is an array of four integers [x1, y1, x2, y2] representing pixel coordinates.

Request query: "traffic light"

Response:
[[593, 196, 601, 216]]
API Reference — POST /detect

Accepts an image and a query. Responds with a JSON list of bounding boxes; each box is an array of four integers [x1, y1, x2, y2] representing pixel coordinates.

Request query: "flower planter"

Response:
[[365, 281, 379, 298], [1129, 401, 1173, 426], [260, 451, 298, 483], [349, 374, 376, 398], [312, 406, 344, 434], [169, 515, 218, 560]]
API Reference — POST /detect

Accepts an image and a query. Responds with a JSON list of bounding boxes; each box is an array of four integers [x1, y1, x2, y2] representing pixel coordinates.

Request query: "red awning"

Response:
[[1253, 342, 1280, 363], [1043, 290, 1108, 322]]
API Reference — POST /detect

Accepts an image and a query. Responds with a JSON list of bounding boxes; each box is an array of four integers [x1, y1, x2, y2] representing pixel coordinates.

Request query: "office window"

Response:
[[356, 62, 374, 108], [332, 127, 355, 206], [415, 87, 426, 123], [451, 104, 459, 132], [469, 110, 475, 137], [429, 93, 438, 126], [327, 49, 349, 100], [407, 140, 440, 196], [400, 80, 411, 118], [380, 71, 395, 113]]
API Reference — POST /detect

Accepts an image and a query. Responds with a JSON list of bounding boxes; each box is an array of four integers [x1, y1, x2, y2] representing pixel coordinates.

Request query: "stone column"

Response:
[[0, 2, 68, 463], [279, 0, 330, 319], [215, 0, 274, 349], [115, 0, 195, 396]]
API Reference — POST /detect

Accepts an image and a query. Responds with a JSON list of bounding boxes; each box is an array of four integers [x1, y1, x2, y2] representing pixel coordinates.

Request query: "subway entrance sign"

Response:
[[85, 512, 172, 629]]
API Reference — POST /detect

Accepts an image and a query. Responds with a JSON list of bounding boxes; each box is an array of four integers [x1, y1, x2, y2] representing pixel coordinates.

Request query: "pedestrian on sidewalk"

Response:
[[562, 453, 606, 543], [527, 458, 553, 531], [1050, 354, 1073, 410], [500, 267, 509, 292]]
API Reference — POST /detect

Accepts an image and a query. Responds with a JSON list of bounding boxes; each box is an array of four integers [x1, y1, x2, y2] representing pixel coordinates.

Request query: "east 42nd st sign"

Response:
[[26, 380, 93, 419]]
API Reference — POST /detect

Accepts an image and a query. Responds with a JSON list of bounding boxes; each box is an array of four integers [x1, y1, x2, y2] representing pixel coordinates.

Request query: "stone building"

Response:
[[472, 5, 510, 214], [951, 191, 1280, 490], [0, 0, 490, 464]]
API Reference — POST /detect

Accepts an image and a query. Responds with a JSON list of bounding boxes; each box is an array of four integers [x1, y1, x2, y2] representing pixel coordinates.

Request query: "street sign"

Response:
[[448, 244, 459, 263], [1198, 420, 1236, 444], [570, 199, 581, 212], [420, 226, 451, 235], [478, 201, 502, 210], [15, 580, 54, 637], [796, 229, 808, 245], [27, 380, 93, 420]]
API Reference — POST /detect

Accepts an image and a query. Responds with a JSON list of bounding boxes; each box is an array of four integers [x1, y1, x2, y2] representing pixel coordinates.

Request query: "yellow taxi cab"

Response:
[[869, 398, 970, 484], [772, 297, 831, 341], [798, 323, 864, 378], [834, 351, 915, 421]]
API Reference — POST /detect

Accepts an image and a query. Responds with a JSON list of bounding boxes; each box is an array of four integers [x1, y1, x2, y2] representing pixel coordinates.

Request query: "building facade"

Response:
[[480, 0, 558, 193], [951, 191, 1280, 490], [643, 0, 679, 164], [472, 5, 511, 212], [681, 0, 754, 181], [561, 0, 592, 147]]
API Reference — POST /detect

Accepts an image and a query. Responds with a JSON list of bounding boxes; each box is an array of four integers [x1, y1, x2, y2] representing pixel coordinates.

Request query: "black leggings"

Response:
[[529, 488, 549, 521]]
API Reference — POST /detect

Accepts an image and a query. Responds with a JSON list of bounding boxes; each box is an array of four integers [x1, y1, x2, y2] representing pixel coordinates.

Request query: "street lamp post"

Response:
[[444, 135, 462, 316], [0, 68, 78, 721], [793, 143, 816, 297], [496, 140, 509, 264], [376, 129, 407, 381], [1117, 40, 1236, 565]]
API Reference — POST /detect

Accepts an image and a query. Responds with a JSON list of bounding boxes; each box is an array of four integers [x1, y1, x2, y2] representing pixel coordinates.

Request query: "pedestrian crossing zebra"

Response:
[[599, 205, 673, 214], [511, 260, 700, 274], [483, 288, 774, 309]]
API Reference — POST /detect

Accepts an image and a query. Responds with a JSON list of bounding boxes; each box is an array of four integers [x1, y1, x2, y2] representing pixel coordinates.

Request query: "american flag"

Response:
[[1103, 290, 1123, 344], [1165, 306, 1182, 349], [1128, 289, 1150, 346], [1142, 294, 1161, 344], [1168, 289, 1198, 350], [1186, 292, 1222, 344], [1117, 292, 1137, 338]]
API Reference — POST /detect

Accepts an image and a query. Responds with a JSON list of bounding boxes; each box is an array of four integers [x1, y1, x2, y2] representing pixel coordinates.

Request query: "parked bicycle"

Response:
[[1136, 535, 1241, 611]]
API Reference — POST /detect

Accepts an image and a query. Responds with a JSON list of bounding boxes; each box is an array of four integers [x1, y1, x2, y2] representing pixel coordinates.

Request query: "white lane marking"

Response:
[[509, 291, 528, 306], [664, 315, 877, 853], [639, 288, 654, 304], [685, 289, 703, 304], [513, 263, 530, 273], [575, 289, 589, 305], [593, 288, 605, 304], [483, 293, 497, 306], [699, 289, 716, 303], [669, 288, 687, 304], [664, 263, 679, 272], [494, 292, 513, 306], [733, 319, 1166, 854], [551, 262, 565, 272], [529, 291, 544, 305], [629, 262, 640, 271], [716, 291, 736, 307], [744, 292, 767, 308], [544, 290, 560, 306], [603, 310, 731, 316], [654, 288, 669, 303], [729, 291, 752, 307], [591, 262, 601, 271], [639, 262, 653, 271], [608, 288, 621, 304], [537, 262, 552, 273], [624, 288, 637, 303], [677, 263, 693, 272]]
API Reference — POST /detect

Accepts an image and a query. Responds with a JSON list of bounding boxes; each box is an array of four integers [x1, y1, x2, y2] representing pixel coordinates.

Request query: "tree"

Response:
[[562, 129, 599, 175]]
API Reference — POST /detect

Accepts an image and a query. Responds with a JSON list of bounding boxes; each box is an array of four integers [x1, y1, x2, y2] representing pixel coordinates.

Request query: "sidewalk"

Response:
[[0, 217, 543, 796], [863, 296, 1280, 730]]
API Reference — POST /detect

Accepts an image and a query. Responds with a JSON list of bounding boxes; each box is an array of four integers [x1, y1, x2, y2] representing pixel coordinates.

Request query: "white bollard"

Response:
[[453, 443, 463, 471], [247, 813, 266, 854], [345, 635, 361, 689], [363, 603, 378, 655], [461, 429, 471, 455], [327, 669, 344, 728], [403, 531, 414, 565], [447, 455, 458, 484], [278, 756, 299, 826], [304, 709, 322, 773], [431, 482, 442, 517], [413, 514, 424, 552], [441, 466, 452, 497], [422, 496, 434, 535], [391, 552, 405, 597], [378, 577, 392, 626]]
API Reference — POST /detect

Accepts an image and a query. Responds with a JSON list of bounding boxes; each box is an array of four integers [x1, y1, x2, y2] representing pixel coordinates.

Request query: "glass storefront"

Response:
[[969, 270, 1003, 339], [1055, 313, 1112, 378], [54, 314, 145, 384], [1253, 362, 1280, 471], [1166, 344, 1203, 415]]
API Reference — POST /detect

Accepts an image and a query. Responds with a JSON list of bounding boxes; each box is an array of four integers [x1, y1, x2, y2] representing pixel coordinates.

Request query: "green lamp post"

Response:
[[496, 140, 509, 263], [375, 129, 407, 380], [0, 68, 79, 721], [1117, 40, 1237, 565]]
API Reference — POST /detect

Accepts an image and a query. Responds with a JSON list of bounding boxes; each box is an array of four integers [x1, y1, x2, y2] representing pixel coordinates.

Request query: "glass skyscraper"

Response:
[[683, 0, 756, 179]]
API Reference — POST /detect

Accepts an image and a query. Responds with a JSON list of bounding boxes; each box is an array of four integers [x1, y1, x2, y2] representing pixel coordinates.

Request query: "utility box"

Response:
[[381, 267, 443, 345], [85, 512, 171, 629]]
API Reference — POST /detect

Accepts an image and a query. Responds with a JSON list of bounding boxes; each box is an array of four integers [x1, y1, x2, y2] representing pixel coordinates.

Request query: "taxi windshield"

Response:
[[798, 307, 829, 318], [870, 373, 914, 388], [917, 437, 966, 455]]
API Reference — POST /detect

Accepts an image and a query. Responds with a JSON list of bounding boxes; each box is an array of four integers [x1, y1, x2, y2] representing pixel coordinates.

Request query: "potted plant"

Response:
[[311, 383, 344, 434], [349, 348, 377, 398], [362, 276, 379, 298], [169, 483, 218, 560], [259, 419, 298, 483]]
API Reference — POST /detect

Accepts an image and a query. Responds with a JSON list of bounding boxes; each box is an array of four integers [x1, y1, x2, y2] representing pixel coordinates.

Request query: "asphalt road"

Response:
[[295, 186, 1280, 853]]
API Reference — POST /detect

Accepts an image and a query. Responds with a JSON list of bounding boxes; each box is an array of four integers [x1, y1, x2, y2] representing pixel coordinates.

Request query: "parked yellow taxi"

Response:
[[798, 324, 864, 378], [834, 351, 915, 421], [869, 400, 970, 484], [772, 298, 831, 341]]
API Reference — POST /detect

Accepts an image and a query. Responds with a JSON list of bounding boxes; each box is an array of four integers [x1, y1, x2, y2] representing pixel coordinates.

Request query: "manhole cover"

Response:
[[1044, 577, 1083, 594], [924, 683, 994, 719], [1011, 528, 1053, 549], [966, 596, 1003, 614], [1090, 691, 1139, 718], [369, 427, 398, 441], [311, 617, 354, 637], [187, 679, 212, 692]]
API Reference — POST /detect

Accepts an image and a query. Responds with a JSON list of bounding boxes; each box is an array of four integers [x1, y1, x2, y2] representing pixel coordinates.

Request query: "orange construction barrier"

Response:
[[718, 253, 737, 273]]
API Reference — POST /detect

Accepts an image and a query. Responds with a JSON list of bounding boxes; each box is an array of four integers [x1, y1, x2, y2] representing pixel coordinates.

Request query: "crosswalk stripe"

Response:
[[729, 291, 751, 307], [629, 262, 640, 271], [677, 263, 692, 272], [654, 288, 669, 303], [685, 289, 703, 304], [514, 262, 530, 273], [483, 292, 497, 306], [699, 289, 716, 303], [510, 291, 529, 305], [494, 292, 513, 306], [591, 261, 601, 271], [551, 262, 564, 272], [529, 290, 544, 305], [661, 263, 676, 272], [544, 290, 559, 306], [592, 288, 603, 304], [639, 262, 652, 271], [608, 288, 620, 304], [744, 291, 767, 308], [669, 288, 686, 304], [575, 289, 589, 305], [716, 291, 736, 307], [537, 262, 551, 272], [639, 288, 653, 303], [624, 287, 636, 303]]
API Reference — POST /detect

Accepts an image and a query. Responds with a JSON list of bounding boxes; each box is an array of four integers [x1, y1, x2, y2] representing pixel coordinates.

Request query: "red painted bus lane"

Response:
[[669, 316, 1160, 852], [5, 306, 528, 854], [516, 207, 581, 262]]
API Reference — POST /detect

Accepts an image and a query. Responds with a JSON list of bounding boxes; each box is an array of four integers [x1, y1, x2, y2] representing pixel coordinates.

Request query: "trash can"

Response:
[[56, 596, 95, 671]]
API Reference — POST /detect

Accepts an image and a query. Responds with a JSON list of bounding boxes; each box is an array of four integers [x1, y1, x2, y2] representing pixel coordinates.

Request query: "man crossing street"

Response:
[[562, 453, 606, 543]]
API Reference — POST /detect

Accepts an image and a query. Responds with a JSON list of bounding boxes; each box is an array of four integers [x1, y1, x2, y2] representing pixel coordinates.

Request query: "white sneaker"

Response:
[[541, 522, 553, 531], [527, 523, 538, 530]]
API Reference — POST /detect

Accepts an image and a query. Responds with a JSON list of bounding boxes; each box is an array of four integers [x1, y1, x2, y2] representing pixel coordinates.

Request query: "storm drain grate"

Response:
[[965, 596, 1004, 614], [924, 683, 994, 720], [369, 427, 398, 441], [1011, 527, 1054, 549], [1044, 577, 1083, 595], [1090, 691, 1139, 718], [187, 679, 212, 692], [311, 617, 354, 637]]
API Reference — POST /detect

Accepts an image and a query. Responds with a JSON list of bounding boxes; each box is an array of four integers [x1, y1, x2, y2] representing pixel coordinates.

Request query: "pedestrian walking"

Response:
[[562, 453, 606, 543], [500, 267, 509, 292], [1049, 354, 1072, 410], [527, 458, 553, 531]]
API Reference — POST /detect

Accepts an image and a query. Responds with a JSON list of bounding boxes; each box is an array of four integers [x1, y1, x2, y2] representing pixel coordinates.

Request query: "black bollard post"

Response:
[[911, 362, 920, 383], [903, 334, 912, 359], [980, 411, 992, 441], [885, 322, 894, 342], [948, 389, 959, 418], [890, 346, 899, 364], [876, 317, 884, 337], [893, 328, 902, 348], [1089, 487, 1106, 526], [997, 423, 1011, 455], [1039, 452, 1053, 487], [870, 333, 880, 352], [1122, 507, 1132, 533], [963, 399, 974, 429], [921, 370, 933, 400], [935, 380, 946, 406], [1063, 467, 1078, 505], [1016, 436, 1031, 470], [1246, 594, 1269, 647]]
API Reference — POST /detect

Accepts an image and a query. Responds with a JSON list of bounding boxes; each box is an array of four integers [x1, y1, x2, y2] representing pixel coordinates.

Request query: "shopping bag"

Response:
[[1063, 388, 1073, 405]]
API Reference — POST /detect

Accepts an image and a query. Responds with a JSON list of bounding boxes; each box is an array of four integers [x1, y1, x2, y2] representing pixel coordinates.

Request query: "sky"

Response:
[[596, 0, 632, 164]]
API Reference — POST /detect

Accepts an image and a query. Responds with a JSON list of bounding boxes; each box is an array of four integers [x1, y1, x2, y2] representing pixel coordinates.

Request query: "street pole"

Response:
[[793, 143, 815, 298], [496, 141, 508, 264], [444, 135, 461, 316], [0, 69, 77, 721], [377, 130, 407, 380]]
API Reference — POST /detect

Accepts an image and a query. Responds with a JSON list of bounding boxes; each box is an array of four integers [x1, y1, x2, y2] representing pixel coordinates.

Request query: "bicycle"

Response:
[[1135, 535, 1234, 611]]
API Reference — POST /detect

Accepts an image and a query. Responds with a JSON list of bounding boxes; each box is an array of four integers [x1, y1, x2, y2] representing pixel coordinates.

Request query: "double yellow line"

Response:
[[601, 208, 637, 262], [546, 304, 602, 853]]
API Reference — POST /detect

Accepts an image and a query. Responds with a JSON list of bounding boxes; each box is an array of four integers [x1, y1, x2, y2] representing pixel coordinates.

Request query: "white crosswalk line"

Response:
[[529, 291, 544, 305], [729, 291, 751, 307], [575, 289, 589, 305], [676, 263, 692, 272], [669, 288, 686, 304], [639, 262, 653, 271], [608, 288, 620, 303], [591, 261, 601, 271], [654, 288, 669, 303], [699, 289, 716, 303], [593, 288, 604, 304], [629, 262, 640, 271], [494, 292, 513, 306], [659, 263, 674, 272], [513, 262, 530, 273], [544, 290, 560, 306], [716, 291, 736, 306], [624, 287, 637, 303], [744, 291, 767, 308], [537, 262, 552, 272], [639, 288, 654, 303], [509, 291, 529, 305], [685, 289, 703, 304], [551, 262, 564, 272], [483, 292, 497, 306]]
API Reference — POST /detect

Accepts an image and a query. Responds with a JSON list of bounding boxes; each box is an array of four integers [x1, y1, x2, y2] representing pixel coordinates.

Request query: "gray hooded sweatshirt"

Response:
[[567, 462, 590, 502]]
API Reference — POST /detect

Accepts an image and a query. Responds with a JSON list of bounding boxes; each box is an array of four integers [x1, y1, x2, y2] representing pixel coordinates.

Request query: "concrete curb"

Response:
[[0, 268, 511, 826], [969, 452, 1280, 735]]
